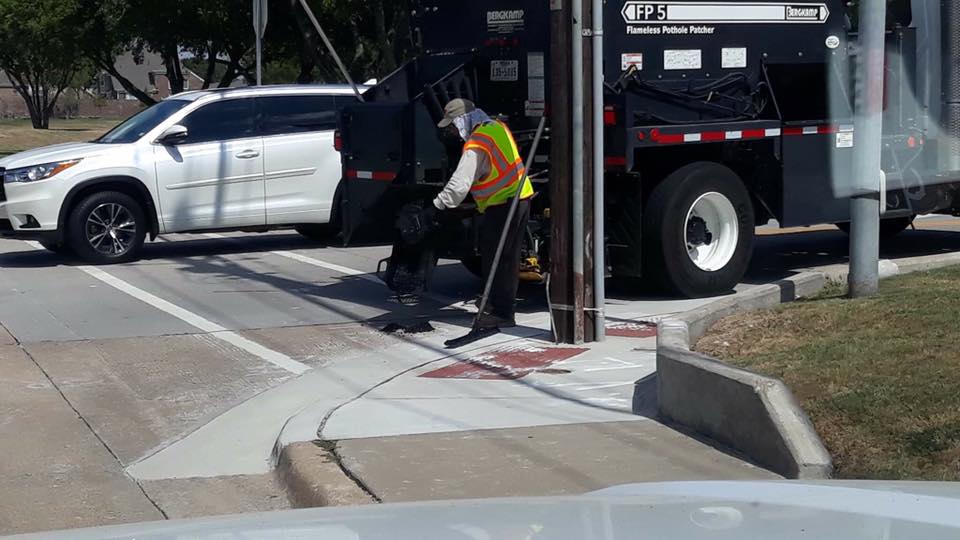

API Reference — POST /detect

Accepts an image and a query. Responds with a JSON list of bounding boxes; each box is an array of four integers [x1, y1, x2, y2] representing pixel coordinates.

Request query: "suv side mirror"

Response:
[[157, 124, 188, 145]]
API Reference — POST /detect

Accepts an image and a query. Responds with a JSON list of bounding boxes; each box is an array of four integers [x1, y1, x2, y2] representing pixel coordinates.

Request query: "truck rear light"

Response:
[[604, 156, 627, 167], [603, 106, 617, 126], [334, 130, 343, 152]]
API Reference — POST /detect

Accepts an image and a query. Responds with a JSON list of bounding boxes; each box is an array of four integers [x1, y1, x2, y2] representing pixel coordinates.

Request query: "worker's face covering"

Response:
[[453, 109, 492, 141]]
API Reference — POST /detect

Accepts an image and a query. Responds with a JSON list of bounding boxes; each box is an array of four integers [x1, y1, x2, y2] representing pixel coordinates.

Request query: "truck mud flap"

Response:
[[340, 103, 408, 245]]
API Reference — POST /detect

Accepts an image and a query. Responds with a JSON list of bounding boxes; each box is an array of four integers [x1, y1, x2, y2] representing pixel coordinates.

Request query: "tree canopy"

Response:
[[0, 0, 86, 128], [1, 0, 415, 127]]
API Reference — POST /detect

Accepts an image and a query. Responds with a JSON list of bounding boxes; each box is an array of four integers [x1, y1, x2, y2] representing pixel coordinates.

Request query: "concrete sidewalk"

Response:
[[273, 311, 777, 505], [332, 420, 776, 503], [0, 322, 295, 536], [0, 325, 163, 534], [124, 292, 736, 480]]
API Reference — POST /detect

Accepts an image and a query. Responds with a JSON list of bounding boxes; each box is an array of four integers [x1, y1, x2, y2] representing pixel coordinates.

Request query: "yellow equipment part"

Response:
[[519, 256, 544, 283]]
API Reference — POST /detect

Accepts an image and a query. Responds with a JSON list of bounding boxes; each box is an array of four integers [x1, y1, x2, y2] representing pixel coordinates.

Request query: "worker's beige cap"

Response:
[[437, 98, 476, 128]]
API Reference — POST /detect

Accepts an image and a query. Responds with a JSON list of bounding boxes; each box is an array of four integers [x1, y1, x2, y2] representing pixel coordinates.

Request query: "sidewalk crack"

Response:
[[17, 342, 170, 520], [316, 440, 382, 503]]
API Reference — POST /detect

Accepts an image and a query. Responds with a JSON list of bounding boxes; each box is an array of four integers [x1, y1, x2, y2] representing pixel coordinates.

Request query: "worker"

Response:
[[427, 98, 534, 329]]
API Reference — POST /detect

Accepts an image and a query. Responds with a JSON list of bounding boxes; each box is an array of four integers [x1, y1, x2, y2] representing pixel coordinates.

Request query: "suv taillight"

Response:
[[334, 130, 343, 152]]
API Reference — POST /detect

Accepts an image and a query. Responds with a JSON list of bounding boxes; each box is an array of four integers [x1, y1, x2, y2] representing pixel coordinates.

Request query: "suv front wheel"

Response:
[[67, 191, 147, 264]]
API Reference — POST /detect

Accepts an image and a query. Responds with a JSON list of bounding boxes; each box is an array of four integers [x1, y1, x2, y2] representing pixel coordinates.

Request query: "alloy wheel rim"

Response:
[[86, 203, 136, 256]]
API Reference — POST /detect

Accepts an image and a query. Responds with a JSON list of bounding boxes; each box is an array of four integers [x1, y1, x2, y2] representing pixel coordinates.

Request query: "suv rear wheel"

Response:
[[67, 191, 147, 264]]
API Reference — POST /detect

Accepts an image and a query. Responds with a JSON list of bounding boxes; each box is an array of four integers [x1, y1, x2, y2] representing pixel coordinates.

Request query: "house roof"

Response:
[[107, 51, 168, 93], [1, 51, 242, 94]]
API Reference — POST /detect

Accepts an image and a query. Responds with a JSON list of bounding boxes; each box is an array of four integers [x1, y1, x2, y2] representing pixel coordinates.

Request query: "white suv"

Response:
[[0, 85, 363, 263]]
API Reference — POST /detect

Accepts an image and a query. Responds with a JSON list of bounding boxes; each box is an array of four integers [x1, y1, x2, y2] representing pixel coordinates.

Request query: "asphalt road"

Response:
[[4, 215, 960, 344], [2, 215, 959, 535]]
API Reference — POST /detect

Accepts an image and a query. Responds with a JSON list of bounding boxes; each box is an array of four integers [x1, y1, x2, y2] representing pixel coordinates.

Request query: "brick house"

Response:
[[1, 51, 234, 119]]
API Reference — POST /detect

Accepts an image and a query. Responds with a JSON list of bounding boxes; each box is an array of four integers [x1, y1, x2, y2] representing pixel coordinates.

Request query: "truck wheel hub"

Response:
[[684, 192, 739, 272]]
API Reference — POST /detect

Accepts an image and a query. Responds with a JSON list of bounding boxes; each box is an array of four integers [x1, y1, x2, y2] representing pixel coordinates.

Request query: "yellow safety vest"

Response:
[[463, 121, 534, 213]]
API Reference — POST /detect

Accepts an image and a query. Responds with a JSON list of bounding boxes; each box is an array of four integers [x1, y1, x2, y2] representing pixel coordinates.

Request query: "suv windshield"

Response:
[[95, 99, 191, 144]]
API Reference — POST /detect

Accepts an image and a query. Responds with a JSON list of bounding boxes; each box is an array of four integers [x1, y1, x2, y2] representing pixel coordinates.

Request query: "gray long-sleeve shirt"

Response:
[[432, 148, 491, 210]]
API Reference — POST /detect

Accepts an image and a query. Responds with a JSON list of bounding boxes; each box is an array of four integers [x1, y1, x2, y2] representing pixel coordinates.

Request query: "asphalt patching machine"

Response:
[[337, 0, 960, 300]]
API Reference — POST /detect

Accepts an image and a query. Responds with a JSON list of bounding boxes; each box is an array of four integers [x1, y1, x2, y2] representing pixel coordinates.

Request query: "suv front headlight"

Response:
[[4, 159, 82, 183]]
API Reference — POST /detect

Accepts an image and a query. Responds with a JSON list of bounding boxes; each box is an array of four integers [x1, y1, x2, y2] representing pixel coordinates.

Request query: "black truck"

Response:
[[335, 0, 960, 297]]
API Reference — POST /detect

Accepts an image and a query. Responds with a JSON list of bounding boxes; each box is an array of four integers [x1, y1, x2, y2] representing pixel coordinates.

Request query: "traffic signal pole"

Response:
[[848, 0, 886, 298]]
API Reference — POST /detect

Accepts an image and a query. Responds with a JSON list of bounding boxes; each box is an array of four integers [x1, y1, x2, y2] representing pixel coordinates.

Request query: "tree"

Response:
[[74, 0, 417, 109], [75, 0, 254, 104], [75, 0, 157, 106], [0, 0, 83, 128], [191, 0, 256, 89], [60, 61, 97, 119], [264, 0, 414, 85], [122, 0, 254, 93]]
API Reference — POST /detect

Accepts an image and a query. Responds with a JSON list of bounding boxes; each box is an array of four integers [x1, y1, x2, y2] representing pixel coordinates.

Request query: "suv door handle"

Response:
[[235, 149, 260, 159]]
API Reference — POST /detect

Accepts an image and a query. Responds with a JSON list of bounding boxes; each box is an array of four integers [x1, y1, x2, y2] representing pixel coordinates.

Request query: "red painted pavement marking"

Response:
[[421, 346, 589, 380], [605, 321, 658, 338]]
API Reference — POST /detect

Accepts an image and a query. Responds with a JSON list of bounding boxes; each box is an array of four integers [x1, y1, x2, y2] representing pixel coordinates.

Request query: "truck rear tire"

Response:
[[643, 162, 755, 298], [835, 216, 914, 238]]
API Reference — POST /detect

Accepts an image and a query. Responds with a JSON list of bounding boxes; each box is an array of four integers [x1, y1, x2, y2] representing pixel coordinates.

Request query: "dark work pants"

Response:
[[479, 198, 530, 319]]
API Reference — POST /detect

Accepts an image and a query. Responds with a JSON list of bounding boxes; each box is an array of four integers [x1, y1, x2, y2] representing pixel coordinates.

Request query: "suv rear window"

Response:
[[180, 99, 257, 144], [258, 95, 338, 136]]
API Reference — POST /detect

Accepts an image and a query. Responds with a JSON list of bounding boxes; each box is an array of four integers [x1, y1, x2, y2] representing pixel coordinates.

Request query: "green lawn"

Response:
[[696, 266, 960, 480], [0, 118, 121, 158]]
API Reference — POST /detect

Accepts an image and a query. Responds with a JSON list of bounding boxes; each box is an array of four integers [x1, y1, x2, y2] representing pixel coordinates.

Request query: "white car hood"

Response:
[[7, 481, 960, 539], [0, 142, 110, 170]]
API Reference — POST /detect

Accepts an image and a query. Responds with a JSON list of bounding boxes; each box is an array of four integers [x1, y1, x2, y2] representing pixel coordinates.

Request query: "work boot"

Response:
[[476, 311, 516, 329]]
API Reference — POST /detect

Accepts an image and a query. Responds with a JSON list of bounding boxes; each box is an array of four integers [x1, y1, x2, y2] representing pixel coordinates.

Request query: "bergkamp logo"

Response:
[[487, 9, 525, 24]]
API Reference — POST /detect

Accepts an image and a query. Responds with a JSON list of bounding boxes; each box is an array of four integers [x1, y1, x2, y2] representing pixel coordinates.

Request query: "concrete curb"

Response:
[[657, 346, 833, 479], [275, 442, 375, 508], [810, 252, 960, 283], [651, 249, 960, 480], [652, 272, 833, 480]]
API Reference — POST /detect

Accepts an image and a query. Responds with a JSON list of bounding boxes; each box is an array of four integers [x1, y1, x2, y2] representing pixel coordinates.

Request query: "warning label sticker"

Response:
[[490, 60, 519, 82], [621, 53, 644, 71], [664, 49, 702, 70], [526, 52, 546, 117], [721, 47, 747, 68], [836, 131, 854, 148]]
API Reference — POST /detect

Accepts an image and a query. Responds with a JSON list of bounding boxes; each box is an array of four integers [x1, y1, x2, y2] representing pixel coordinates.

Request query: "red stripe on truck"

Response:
[[345, 170, 396, 181]]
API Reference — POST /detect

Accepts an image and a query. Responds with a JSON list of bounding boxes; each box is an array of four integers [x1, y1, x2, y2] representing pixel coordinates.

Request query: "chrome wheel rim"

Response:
[[86, 203, 136, 256], [684, 191, 739, 272]]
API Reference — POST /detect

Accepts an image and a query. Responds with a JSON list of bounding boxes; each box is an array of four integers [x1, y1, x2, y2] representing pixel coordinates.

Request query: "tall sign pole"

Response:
[[571, 0, 586, 344], [253, 0, 268, 86], [589, 0, 606, 341], [847, 0, 885, 297]]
